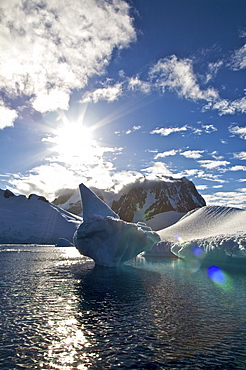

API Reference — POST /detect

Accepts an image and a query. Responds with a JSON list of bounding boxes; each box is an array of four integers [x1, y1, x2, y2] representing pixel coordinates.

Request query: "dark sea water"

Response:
[[0, 245, 246, 370]]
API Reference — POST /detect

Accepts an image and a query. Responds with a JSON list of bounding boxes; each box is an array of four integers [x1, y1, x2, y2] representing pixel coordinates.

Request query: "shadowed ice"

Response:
[[73, 184, 160, 267]]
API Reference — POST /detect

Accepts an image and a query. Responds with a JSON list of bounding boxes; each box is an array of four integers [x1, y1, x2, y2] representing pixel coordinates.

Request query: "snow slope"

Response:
[[0, 190, 81, 244], [145, 206, 246, 266]]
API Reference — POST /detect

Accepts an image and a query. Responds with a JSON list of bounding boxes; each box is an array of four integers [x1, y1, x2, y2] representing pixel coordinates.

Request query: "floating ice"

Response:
[[74, 184, 160, 267], [55, 238, 74, 247], [145, 206, 246, 268]]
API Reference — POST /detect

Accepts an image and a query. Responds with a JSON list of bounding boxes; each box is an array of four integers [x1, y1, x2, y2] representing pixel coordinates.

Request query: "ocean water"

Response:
[[0, 245, 246, 370]]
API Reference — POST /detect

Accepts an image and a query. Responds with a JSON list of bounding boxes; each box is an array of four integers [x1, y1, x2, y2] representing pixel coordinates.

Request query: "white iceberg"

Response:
[[145, 206, 246, 267], [73, 184, 160, 267], [0, 190, 81, 244]]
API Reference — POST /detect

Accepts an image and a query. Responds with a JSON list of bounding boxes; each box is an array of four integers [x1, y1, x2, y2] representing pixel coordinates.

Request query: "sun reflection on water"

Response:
[[45, 314, 96, 369]]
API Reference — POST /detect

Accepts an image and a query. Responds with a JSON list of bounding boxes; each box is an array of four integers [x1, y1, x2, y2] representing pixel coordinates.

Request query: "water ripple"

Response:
[[0, 245, 245, 369]]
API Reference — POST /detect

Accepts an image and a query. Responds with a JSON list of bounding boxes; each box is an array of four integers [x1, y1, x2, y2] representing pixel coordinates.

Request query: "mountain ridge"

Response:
[[53, 176, 206, 222]]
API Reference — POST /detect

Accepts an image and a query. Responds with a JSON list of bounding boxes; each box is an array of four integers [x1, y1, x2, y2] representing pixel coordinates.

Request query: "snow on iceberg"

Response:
[[145, 206, 246, 267], [0, 190, 81, 244], [73, 184, 160, 267]]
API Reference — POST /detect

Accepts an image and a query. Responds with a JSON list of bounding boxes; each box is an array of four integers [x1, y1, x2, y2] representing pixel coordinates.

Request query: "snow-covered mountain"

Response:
[[0, 176, 205, 245], [0, 189, 81, 244], [111, 176, 205, 222], [53, 176, 206, 223]]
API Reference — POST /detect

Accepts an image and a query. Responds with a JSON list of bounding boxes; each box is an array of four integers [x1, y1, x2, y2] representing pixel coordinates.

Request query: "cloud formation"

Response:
[[0, 103, 18, 129], [229, 125, 246, 139], [211, 96, 246, 115], [233, 152, 246, 160], [231, 44, 246, 70], [78, 52, 245, 119], [154, 150, 179, 159], [204, 189, 246, 209], [180, 150, 204, 159], [0, 0, 135, 127], [150, 125, 189, 136], [81, 83, 123, 103], [149, 55, 219, 102], [198, 160, 230, 170]]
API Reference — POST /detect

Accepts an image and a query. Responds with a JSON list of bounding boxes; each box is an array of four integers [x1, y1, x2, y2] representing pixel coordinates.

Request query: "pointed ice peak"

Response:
[[79, 183, 119, 220]]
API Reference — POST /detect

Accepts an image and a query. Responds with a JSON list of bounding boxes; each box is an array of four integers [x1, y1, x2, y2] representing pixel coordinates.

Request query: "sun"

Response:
[[55, 122, 92, 155], [53, 121, 93, 159]]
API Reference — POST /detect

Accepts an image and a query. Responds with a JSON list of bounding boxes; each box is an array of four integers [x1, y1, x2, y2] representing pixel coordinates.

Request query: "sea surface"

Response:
[[0, 245, 246, 370]]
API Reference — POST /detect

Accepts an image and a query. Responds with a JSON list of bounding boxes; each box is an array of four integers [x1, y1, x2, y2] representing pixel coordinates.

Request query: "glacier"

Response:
[[73, 184, 160, 267]]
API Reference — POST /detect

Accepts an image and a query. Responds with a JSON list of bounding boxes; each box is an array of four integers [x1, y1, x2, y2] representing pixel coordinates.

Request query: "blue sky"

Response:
[[0, 0, 245, 208]]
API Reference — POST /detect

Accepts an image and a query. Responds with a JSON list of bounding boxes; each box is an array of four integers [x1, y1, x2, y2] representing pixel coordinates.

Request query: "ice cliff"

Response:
[[73, 184, 160, 267]]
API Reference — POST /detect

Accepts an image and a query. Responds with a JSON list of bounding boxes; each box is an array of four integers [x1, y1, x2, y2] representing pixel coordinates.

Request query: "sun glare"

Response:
[[53, 120, 94, 160]]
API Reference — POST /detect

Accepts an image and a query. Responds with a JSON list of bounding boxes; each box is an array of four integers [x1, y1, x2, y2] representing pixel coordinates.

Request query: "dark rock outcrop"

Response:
[[4, 189, 16, 198], [111, 177, 206, 222]]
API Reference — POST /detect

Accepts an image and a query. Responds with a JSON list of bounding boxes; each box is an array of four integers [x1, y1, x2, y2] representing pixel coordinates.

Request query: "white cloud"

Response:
[[196, 185, 208, 190], [205, 61, 223, 83], [151, 125, 189, 136], [149, 55, 219, 102], [231, 44, 246, 70], [192, 124, 217, 135], [10, 157, 118, 200], [81, 83, 123, 103], [125, 125, 142, 134], [233, 151, 246, 160], [213, 185, 223, 188], [198, 160, 230, 170], [202, 124, 217, 134], [154, 149, 179, 159], [142, 162, 173, 177], [229, 125, 246, 139], [0, 0, 135, 115], [127, 76, 151, 94], [180, 150, 204, 159], [229, 165, 246, 171], [204, 190, 246, 209], [210, 151, 224, 160], [210, 96, 246, 115], [220, 139, 228, 144], [0, 102, 18, 129], [176, 168, 226, 183], [32, 89, 70, 112]]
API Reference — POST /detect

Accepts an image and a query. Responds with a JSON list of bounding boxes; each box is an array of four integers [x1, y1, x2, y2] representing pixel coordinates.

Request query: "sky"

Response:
[[0, 0, 246, 208]]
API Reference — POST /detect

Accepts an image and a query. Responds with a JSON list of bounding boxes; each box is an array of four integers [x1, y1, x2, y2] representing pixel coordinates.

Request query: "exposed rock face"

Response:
[[53, 191, 82, 215], [52, 176, 206, 223], [111, 177, 206, 222], [4, 189, 15, 198], [28, 194, 49, 203]]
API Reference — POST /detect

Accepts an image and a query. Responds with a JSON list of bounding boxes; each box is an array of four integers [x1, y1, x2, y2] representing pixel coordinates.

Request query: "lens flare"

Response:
[[174, 233, 182, 242], [207, 265, 234, 293], [193, 246, 205, 259], [207, 266, 226, 284]]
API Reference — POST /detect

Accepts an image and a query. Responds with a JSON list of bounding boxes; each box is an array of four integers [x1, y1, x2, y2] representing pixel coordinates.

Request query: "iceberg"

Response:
[[0, 190, 81, 244], [55, 238, 74, 247], [73, 184, 160, 267], [145, 206, 246, 268]]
